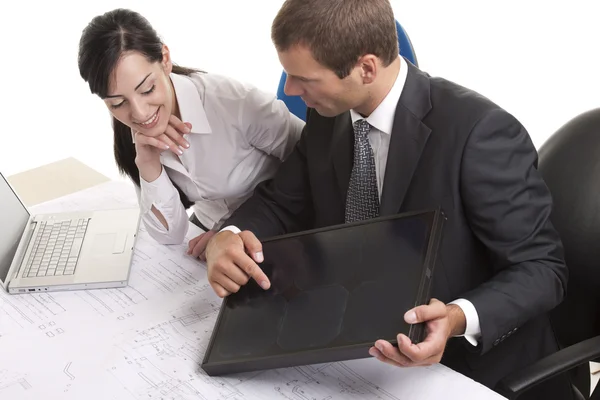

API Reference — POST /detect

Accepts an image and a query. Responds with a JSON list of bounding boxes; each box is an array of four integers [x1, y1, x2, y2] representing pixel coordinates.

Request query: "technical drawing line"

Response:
[[134, 249, 150, 261], [63, 362, 75, 380], [0, 376, 32, 392], [117, 287, 148, 302], [334, 363, 399, 400], [87, 292, 114, 314], [158, 261, 197, 286], [292, 385, 311, 400], [13, 297, 38, 320], [74, 292, 105, 316], [140, 270, 171, 293], [161, 258, 199, 280], [3, 297, 33, 324], [33, 294, 66, 315], [143, 360, 208, 400], [179, 314, 201, 326], [19, 379, 32, 390], [137, 372, 157, 388], [170, 269, 198, 286], [1, 309, 26, 328], [295, 366, 315, 381]]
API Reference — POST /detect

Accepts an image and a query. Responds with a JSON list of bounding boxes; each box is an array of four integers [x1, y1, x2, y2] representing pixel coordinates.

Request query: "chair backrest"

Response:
[[276, 20, 418, 121], [538, 107, 600, 351]]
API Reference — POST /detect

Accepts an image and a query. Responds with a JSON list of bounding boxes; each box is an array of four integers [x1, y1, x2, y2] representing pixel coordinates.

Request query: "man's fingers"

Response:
[[231, 250, 270, 290], [372, 340, 412, 366], [400, 298, 448, 363], [397, 330, 445, 363], [212, 273, 241, 294], [216, 263, 250, 286], [404, 298, 446, 324], [374, 337, 443, 367], [205, 230, 264, 298], [369, 347, 405, 368], [210, 281, 231, 298], [238, 230, 264, 263]]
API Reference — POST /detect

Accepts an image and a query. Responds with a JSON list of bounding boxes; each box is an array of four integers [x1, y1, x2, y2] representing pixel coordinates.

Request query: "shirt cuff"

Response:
[[219, 225, 241, 234], [139, 166, 178, 213], [448, 298, 481, 347]]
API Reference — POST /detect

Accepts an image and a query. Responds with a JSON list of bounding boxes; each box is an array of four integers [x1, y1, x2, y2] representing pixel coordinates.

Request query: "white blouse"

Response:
[[135, 72, 304, 244]]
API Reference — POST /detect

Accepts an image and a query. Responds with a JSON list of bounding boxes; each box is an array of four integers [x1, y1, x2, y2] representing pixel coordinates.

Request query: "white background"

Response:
[[0, 0, 598, 180]]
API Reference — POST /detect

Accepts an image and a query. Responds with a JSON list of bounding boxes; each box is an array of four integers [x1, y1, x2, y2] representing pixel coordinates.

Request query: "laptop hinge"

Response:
[[5, 219, 38, 289]]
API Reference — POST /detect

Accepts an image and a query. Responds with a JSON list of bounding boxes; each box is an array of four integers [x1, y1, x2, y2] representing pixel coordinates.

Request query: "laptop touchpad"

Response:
[[91, 232, 127, 255]]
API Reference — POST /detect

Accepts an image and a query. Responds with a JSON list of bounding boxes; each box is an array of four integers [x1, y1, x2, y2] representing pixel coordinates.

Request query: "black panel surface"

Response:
[[202, 209, 444, 375]]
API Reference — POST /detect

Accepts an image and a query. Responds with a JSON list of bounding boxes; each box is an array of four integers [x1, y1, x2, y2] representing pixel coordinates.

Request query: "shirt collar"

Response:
[[170, 72, 212, 135], [350, 56, 408, 135]]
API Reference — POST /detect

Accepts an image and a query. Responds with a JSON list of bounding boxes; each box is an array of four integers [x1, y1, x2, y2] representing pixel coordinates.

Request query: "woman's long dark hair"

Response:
[[78, 8, 194, 208]]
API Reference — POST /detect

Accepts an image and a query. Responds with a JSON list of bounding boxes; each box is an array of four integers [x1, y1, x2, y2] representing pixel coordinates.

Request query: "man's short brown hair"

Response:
[[272, 0, 399, 79]]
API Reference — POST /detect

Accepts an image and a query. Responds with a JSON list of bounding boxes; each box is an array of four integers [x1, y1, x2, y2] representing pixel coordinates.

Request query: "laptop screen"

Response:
[[0, 173, 31, 286]]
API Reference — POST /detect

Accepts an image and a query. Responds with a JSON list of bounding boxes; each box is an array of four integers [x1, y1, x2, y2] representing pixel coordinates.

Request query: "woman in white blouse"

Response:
[[77, 9, 304, 256]]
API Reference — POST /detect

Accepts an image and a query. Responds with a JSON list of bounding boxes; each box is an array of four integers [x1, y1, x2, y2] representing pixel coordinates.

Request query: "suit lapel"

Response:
[[380, 61, 433, 215], [331, 112, 353, 203]]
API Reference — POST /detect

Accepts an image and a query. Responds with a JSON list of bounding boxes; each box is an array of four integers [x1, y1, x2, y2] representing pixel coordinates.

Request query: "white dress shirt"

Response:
[[224, 57, 481, 345], [348, 57, 481, 346], [136, 72, 304, 245]]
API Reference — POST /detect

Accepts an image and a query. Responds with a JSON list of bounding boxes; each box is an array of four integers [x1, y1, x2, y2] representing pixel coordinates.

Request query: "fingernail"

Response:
[[184, 142, 190, 148], [177, 148, 183, 155], [164, 144, 170, 149], [260, 280, 270, 290], [369, 348, 376, 357], [184, 126, 191, 134], [405, 311, 417, 324], [255, 251, 264, 263], [376, 343, 383, 352]]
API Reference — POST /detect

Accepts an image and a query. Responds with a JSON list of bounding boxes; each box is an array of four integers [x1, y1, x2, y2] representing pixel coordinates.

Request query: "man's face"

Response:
[[278, 45, 364, 117]]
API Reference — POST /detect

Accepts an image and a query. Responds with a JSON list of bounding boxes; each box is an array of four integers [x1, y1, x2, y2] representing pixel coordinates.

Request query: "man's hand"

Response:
[[187, 230, 217, 261], [205, 230, 270, 298], [369, 298, 466, 367]]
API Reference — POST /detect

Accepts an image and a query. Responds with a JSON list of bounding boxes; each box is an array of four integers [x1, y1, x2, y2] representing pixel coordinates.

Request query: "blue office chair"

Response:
[[276, 20, 418, 121]]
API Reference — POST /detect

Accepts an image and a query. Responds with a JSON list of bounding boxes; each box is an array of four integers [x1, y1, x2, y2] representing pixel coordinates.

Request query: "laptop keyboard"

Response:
[[22, 218, 90, 278]]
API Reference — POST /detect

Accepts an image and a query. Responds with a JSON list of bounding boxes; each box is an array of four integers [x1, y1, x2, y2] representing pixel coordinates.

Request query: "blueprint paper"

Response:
[[1, 181, 207, 338], [0, 181, 506, 399]]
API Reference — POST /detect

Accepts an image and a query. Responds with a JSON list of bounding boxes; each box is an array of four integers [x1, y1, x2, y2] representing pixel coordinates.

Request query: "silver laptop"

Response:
[[0, 172, 140, 294]]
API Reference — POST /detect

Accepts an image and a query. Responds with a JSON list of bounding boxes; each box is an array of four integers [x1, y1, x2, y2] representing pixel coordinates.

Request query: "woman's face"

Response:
[[103, 47, 174, 137]]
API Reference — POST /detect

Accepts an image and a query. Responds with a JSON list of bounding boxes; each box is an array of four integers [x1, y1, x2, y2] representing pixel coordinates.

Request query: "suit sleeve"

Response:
[[224, 112, 315, 239], [459, 108, 568, 354]]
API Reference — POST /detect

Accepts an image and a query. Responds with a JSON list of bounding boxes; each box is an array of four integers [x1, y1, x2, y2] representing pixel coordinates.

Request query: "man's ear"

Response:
[[359, 54, 377, 85], [161, 44, 173, 74]]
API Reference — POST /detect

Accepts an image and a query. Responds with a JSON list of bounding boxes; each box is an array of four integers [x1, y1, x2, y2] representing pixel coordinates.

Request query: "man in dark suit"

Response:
[[203, 0, 571, 398]]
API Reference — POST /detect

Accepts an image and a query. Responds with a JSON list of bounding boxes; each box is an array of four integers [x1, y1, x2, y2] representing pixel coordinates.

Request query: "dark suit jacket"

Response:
[[226, 61, 571, 398]]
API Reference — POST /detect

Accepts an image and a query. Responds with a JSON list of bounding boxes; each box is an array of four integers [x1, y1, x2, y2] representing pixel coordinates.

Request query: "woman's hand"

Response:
[[134, 115, 192, 181], [187, 230, 217, 261]]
